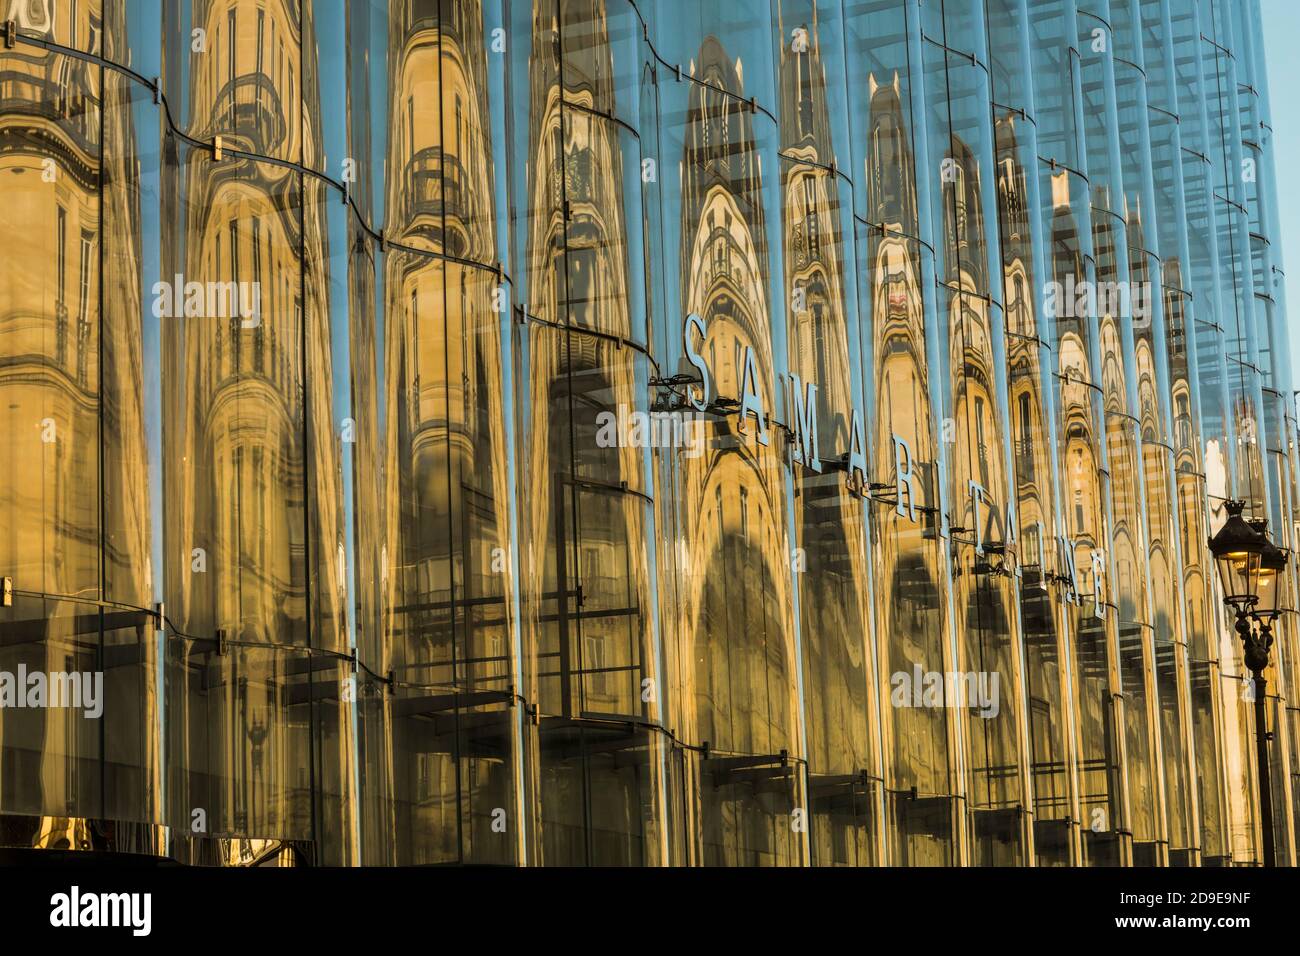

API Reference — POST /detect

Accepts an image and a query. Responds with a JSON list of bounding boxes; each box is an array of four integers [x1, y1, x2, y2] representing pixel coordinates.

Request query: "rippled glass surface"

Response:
[[0, 0, 1293, 867]]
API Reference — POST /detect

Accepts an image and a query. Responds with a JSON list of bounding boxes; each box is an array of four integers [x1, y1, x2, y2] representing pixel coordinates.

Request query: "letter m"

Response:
[[1058, 536, 1081, 605], [209, 281, 238, 318], [101, 893, 130, 927], [49, 672, 79, 707], [789, 373, 821, 473]]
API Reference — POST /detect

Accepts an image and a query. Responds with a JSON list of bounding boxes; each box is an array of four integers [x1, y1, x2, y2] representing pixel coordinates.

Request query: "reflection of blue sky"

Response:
[[313, 0, 348, 175], [127, 8, 163, 609], [1262, 0, 1300, 388]]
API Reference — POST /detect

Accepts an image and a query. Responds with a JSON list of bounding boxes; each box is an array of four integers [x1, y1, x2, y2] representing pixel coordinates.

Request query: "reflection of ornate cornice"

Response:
[[0, 357, 100, 409], [0, 120, 97, 190], [181, 160, 301, 247]]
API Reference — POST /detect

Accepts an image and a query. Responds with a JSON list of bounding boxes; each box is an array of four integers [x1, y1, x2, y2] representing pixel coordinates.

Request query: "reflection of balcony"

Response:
[[401, 147, 470, 233], [211, 73, 287, 150], [54, 300, 68, 366], [0, 70, 100, 168], [1014, 438, 1035, 480]]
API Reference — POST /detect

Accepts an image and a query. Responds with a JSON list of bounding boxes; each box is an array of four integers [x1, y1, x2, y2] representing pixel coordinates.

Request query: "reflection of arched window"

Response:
[[999, 156, 1024, 237], [870, 111, 904, 222], [712, 211, 731, 278], [227, 9, 237, 101], [947, 160, 968, 244], [55, 205, 67, 363], [1176, 394, 1191, 450], [252, 217, 264, 373], [1018, 392, 1034, 481], [455, 94, 463, 159], [796, 33, 813, 136]]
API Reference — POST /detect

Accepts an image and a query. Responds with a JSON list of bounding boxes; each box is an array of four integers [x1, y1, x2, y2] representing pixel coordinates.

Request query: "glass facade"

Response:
[[0, 0, 1296, 867]]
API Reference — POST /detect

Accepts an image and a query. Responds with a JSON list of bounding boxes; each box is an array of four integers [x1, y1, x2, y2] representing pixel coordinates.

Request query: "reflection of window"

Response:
[[252, 217, 263, 372], [581, 545, 603, 587], [56, 206, 67, 364], [253, 447, 266, 569], [64, 651, 77, 805], [565, 247, 598, 326], [455, 95, 463, 161], [53, 436, 64, 553], [803, 176, 820, 258], [949, 161, 968, 245], [584, 634, 608, 696], [715, 486, 724, 540], [229, 220, 241, 368], [813, 302, 827, 388], [227, 9, 236, 102], [549, 126, 564, 208], [1017, 393, 1034, 481], [418, 754, 434, 803], [870, 111, 906, 223], [566, 117, 592, 201], [77, 231, 92, 385], [1010, 274, 1026, 335], [1024, 522, 1042, 569], [796, 34, 813, 137], [216, 230, 225, 376], [233, 445, 244, 581]]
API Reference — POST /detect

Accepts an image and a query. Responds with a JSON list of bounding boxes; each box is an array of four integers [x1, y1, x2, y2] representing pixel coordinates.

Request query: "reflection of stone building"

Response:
[[675, 34, 800, 867], [862, 73, 955, 865], [994, 115, 1073, 865], [165, 0, 329, 865], [368, 0, 515, 866], [777, 9, 875, 866], [938, 130, 1025, 864], [521, 0, 657, 866], [0, 4, 101, 607], [0, 1, 163, 851], [0, 0, 1293, 871], [1045, 170, 1132, 867]]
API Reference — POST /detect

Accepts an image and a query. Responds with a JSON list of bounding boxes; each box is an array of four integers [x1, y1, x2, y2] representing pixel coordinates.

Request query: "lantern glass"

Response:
[[1208, 502, 1267, 610], [1255, 545, 1288, 618], [1217, 548, 1260, 606]]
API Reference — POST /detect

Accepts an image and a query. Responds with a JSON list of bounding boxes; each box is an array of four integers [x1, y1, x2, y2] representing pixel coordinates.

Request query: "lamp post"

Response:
[[1247, 526, 1287, 868], [1208, 499, 1286, 866]]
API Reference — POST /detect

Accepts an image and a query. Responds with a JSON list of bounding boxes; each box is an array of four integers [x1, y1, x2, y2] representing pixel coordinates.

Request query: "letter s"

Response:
[[684, 313, 711, 412]]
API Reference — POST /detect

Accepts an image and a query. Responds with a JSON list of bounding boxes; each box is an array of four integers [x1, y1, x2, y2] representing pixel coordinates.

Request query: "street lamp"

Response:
[[1208, 499, 1285, 866], [1247, 528, 1288, 869], [1209, 500, 1266, 614]]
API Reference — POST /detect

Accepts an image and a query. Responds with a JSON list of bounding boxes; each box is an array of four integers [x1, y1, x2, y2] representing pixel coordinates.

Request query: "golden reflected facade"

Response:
[[0, 0, 1296, 867]]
